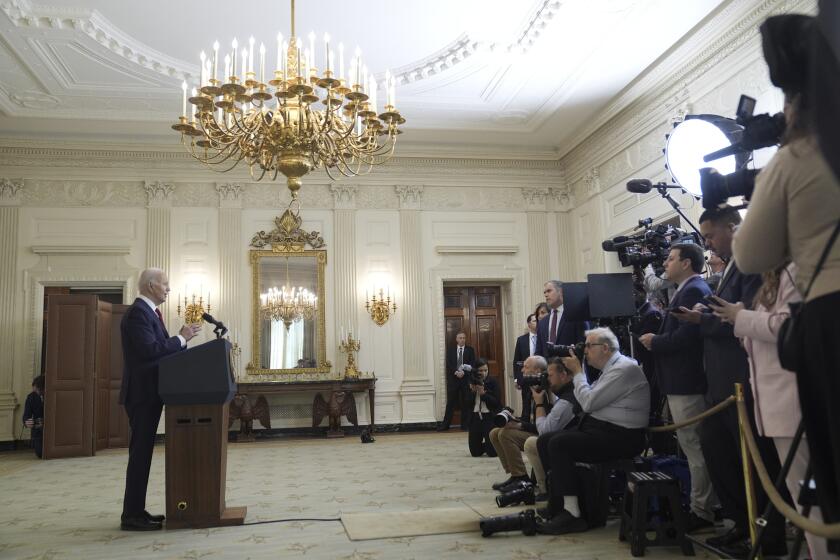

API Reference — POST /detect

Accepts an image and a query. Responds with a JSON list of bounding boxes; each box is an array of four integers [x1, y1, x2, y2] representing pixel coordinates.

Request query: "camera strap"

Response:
[[800, 219, 840, 301]]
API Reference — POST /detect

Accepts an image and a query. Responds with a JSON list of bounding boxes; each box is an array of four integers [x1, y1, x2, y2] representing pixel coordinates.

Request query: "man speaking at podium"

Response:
[[120, 268, 200, 531]]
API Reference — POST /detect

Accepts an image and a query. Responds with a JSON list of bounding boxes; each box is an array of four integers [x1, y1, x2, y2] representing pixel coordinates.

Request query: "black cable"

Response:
[[242, 517, 341, 526]]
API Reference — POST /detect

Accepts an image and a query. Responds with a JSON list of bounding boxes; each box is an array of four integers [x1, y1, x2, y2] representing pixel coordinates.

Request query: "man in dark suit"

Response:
[[535, 281, 587, 359], [120, 268, 200, 531], [439, 331, 476, 431], [512, 313, 538, 421], [638, 243, 717, 532], [672, 207, 786, 556]]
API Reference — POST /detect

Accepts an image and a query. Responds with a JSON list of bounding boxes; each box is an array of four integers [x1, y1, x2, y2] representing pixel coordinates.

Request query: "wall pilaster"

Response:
[[216, 183, 243, 345], [0, 178, 23, 440], [144, 180, 174, 318], [330, 185, 358, 361]]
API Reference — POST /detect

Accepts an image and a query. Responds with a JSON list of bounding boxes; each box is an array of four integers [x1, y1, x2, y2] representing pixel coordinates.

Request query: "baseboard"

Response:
[[228, 421, 440, 441]]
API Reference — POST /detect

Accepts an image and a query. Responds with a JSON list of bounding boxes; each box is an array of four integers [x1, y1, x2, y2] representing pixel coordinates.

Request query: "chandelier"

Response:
[[172, 0, 405, 199], [260, 257, 317, 330]]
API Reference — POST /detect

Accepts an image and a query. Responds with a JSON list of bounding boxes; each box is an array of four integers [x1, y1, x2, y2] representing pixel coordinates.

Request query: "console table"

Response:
[[236, 378, 376, 438]]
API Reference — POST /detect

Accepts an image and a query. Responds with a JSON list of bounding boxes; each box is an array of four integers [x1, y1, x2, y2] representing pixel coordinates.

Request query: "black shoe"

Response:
[[685, 512, 714, 533], [706, 526, 748, 547], [535, 492, 548, 503], [492, 476, 515, 491], [536, 509, 588, 535], [498, 475, 530, 492], [120, 515, 162, 531], [143, 510, 165, 523], [536, 506, 551, 519]]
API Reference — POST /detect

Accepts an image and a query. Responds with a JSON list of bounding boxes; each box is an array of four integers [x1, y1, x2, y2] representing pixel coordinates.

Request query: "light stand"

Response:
[[654, 184, 703, 239]]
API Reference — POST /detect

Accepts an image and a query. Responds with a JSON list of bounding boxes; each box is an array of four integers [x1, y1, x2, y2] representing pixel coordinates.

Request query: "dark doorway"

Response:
[[443, 285, 507, 425]]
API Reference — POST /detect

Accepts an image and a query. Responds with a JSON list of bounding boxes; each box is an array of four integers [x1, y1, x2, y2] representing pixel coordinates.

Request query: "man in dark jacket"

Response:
[[639, 243, 717, 532], [673, 207, 786, 556], [512, 314, 538, 421], [439, 332, 476, 431], [535, 280, 587, 358], [22, 375, 45, 458], [119, 268, 200, 531]]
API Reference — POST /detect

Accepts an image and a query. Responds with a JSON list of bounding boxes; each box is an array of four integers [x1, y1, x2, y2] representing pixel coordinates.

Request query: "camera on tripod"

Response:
[[602, 220, 700, 274]]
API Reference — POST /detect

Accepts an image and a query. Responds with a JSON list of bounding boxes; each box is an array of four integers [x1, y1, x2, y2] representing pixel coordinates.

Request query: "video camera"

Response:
[[700, 94, 785, 209], [602, 218, 701, 274]]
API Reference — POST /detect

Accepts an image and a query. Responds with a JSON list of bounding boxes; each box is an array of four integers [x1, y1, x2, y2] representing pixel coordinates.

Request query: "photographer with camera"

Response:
[[22, 375, 45, 458], [489, 356, 579, 498], [537, 327, 649, 535], [638, 242, 719, 532], [467, 359, 501, 457], [439, 332, 476, 432], [732, 13, 840, 555]]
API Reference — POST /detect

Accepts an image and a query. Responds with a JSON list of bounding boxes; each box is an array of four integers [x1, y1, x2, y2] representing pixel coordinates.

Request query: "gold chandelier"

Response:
[[260, 257, 317, 330], [172, 0, 405, 198]]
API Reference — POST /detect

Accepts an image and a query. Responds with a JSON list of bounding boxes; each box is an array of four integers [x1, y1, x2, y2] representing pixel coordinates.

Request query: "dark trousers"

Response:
[[800, 292, 840, 552], [122, 401, 163, 517], [700, 389, 786, 547], [546, 416, 645, 513], [31, 428, 42, 458], [519, 386, 533, 423], [441, 380, 471, 429], [468, 414, 497, 457]]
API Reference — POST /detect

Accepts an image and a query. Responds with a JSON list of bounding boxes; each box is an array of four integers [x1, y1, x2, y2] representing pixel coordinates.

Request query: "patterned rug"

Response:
[[0, 431, 716, 559]]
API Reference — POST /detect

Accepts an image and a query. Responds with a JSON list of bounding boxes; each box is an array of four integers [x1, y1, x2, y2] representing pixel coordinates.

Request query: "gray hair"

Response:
[[544, 280, 563, 291], [585, 327, 619, 352], [138, 268, 165, 291], [526, 355, 548, 371]]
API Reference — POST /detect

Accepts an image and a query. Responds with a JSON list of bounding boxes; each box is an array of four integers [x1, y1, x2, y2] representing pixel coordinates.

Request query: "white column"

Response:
[[0, 179, 23, 440], [523, 188, 551, 304], [551, 186, 577, 281], [330, 185, 358, 362], [395, 185, 435, 422], [144, 180, 175, 318], [216, 183, 243, 348]]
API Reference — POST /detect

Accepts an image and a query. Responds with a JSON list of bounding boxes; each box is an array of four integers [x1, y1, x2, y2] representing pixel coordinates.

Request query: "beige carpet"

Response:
[[342, 506, 480, 540]]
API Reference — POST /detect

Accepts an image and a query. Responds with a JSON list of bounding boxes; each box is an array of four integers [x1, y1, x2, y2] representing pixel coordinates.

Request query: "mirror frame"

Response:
[[246, 248, 330, 378]]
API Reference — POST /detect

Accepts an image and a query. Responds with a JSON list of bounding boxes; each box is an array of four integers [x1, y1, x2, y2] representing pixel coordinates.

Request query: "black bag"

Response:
[[777, 220, 840, 371], [576, 462, 609, 528]]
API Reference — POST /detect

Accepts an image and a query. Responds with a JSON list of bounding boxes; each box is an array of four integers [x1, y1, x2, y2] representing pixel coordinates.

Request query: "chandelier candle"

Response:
[[173, 0, 405, 199]]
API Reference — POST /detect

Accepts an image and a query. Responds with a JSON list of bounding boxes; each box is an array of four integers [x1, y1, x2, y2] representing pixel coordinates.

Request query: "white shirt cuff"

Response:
[[177, 334, 187, 348]]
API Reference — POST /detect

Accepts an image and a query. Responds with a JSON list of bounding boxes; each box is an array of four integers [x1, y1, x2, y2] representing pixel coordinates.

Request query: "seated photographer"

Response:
[[489, 356, 578, 496], [468, 359, 501, 457], [537, 327, 649, 535], [22, 374, 45, 458]]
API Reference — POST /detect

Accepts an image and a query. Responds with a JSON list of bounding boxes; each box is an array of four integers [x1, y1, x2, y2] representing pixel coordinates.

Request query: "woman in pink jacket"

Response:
[[709, 263, 829, 559]]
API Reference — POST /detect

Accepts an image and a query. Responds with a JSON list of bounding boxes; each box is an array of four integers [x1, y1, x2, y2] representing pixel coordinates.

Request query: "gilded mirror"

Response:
[[246, 206, 330, 377]]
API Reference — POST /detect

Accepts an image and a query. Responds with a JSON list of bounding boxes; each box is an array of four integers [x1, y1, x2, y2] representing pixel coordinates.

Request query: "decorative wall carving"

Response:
[[215, 183, 243, 208], [0, 178, 23, 205], [329, 185, 358, 210], [521, 187, 550, 210], [143, 180, 175, 207], [395, 185, 424, 210]]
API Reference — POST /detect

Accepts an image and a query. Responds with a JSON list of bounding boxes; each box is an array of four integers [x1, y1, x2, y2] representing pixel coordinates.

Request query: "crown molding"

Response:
[[31, 244, 131, 255], [435, 245, 519, 254]]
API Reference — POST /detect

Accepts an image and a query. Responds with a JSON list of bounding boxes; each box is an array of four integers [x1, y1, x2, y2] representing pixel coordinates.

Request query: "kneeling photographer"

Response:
[[537, 327, 650, 535], [489, 356, 579, 500], [467, 359, 502, 457]]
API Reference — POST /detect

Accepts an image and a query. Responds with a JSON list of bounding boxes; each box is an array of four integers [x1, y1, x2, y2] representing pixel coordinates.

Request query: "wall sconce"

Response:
[[177, 290, 210, 325], [365, 288, 396, 326]]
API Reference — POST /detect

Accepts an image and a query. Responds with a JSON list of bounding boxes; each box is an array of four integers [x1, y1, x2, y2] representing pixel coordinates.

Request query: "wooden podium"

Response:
[[159, 338, 246, 529]]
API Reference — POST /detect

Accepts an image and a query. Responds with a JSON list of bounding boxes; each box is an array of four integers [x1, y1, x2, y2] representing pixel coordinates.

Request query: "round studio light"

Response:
[[665, 117, 740, 197]]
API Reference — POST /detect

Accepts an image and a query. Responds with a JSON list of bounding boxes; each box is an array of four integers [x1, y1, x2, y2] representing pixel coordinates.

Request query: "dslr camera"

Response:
[[545, 341, 585, 362], [520, 371, 550, 392], [480, 508, 538, 537], [494, 407, 519, 428]]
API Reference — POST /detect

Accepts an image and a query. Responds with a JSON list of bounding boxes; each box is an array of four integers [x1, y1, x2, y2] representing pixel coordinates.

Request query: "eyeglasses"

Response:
[[584, 342, 607, 349]]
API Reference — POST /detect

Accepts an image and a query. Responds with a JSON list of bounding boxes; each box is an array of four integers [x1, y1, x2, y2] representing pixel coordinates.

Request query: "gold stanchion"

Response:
[[736, 383, 761, 559]]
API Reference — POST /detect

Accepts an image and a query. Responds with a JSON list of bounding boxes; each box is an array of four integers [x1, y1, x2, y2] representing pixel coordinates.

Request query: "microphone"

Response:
[[626, 179, 653, 193], [201, 312, 228, 338], [601, 235, 633, 252]]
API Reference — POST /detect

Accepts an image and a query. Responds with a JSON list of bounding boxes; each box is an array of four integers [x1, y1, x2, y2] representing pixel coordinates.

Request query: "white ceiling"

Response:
[[0, 0, 729, 159]]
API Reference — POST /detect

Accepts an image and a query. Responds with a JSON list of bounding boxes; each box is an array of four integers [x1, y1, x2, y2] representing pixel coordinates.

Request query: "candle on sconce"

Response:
[[248, 36, 255, 74], [341, 326, 345, 343], [180, 81, 187, 117], [259, 43, 266, 83], [323, 33, 330, 72], [212, 41, 219, 82], [231, 38, 238, 78], [308, 31, 315, 69], [241, 50, 248, 81], [199, 51, 206, 87], [338, 42, 344, 81], [190, 88, 197, 123]]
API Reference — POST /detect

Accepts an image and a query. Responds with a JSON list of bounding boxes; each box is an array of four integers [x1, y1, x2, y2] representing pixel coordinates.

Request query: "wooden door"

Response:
[[109, 304, 130, 447], [94, 301, 111, 451], [44, 295, 98, 459], [443, 286, 506, 406]]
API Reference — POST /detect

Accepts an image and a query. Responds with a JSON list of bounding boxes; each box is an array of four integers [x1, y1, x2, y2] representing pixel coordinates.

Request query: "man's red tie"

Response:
[[548, 309, 557, 344], [155, 308, 165, 327]]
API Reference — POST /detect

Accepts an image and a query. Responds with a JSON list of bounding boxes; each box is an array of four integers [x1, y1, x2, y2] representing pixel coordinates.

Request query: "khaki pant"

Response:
[[489, 426, 532, 477], [523, 436, 547, 493]]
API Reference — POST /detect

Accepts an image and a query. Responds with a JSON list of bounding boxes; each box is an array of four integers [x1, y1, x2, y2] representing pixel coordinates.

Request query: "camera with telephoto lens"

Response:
[[480, 508, 538, 537], [494, 407, 519, 428], [520, 371, 550, 392], [496, 481, 536, 508], [602, 220, 701, 274], [545, 341, 586, 362]]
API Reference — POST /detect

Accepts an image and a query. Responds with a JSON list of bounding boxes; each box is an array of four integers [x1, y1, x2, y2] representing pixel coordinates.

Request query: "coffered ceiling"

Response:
[[0, 0, 729, 159]]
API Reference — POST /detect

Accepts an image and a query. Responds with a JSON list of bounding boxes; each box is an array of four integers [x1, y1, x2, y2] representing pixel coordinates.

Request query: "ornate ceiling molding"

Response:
[[143, 179, 174, 207], [0, 177, 24, 205], [395, 185, 424, 210], [329, 184, 358, 210], [215, 182, 242, 209]]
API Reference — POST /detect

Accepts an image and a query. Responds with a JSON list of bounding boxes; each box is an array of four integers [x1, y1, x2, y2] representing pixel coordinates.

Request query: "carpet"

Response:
[[342, 505, 480, 540]]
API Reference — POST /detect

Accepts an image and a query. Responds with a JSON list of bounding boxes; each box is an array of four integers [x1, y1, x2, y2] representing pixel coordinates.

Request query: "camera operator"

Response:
[[512, 314, 539, 421], [537, 327, 649, 535], [22, 375, 45, 458], [638, 243, 718, 532], [439, 332, 475, 431], [733, 13, 840, 553], [489, 356, 579, 497], [535, 281, 588, 360], [467, 359, 501, 457], [671, 207, 789, 556]]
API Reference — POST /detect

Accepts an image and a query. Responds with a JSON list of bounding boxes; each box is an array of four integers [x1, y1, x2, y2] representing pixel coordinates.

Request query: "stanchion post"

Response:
[[736, 383, 761, 558]]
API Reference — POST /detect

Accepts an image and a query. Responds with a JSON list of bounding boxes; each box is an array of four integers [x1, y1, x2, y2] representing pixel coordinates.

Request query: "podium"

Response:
[[159, 338, 246, 529]]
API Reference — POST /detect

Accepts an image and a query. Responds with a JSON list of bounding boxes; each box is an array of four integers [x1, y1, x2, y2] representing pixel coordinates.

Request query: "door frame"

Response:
[[431, 264, 527, 420]]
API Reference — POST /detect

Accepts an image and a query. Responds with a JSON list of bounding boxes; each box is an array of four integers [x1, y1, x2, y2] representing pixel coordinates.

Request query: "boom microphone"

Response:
[[626, 179, 653, 193], [202, 313, 228, 338]]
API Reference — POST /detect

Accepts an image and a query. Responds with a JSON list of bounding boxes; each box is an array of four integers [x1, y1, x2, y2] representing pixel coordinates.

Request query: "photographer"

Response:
[[467, 359, 501, 457], [733, 13, 840, 553], [489, 356, 578, 497], [538, 328, 649, 535], [22, 375, 45, 458]]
